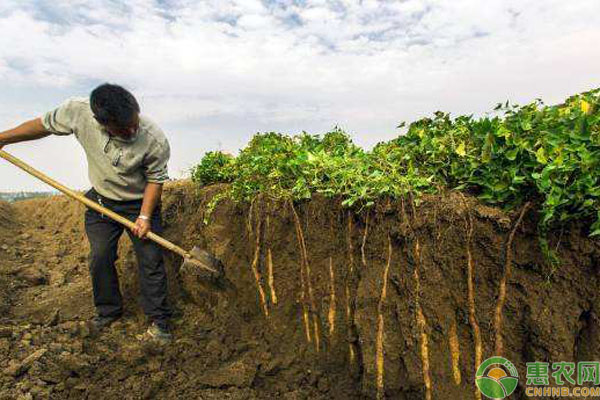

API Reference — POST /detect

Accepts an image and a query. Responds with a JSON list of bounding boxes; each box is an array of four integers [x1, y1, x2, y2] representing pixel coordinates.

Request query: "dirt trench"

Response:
[[0, 181, 599, 399]]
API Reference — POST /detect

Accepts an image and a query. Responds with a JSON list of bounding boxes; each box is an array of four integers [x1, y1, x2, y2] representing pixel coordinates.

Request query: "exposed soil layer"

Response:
[[0, 181, 599, 399], [0, 200, 18, 317], [0, 201, 14, 231]]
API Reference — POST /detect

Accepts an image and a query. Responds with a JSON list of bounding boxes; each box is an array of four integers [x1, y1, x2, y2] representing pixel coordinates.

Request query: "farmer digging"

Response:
[[0, 84, 173, 342]]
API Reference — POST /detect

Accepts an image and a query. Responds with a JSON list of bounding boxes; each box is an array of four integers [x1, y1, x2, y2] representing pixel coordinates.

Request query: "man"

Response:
[[0, 84, 173, 342]]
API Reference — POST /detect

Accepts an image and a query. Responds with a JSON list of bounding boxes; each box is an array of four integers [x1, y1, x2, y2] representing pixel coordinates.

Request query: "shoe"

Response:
[[137, 321, 173, 343], [89, 314, 121, 332]]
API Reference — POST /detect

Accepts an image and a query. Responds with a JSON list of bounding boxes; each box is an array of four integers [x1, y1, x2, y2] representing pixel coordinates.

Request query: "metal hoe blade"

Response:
[[181, 247, 225, 280]]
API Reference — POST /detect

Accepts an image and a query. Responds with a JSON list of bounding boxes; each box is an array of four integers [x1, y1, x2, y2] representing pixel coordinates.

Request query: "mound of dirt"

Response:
[[0, 201, 15, 231], [0, 181, 599, 399], [0, 201, 19, 318]]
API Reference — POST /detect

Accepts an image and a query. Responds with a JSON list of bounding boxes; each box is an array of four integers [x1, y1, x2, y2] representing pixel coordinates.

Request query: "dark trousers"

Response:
[[84, 188, 172, 323]]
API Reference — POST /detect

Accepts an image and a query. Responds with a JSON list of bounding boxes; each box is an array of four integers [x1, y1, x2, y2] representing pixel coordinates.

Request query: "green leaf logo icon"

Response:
[[475, 357, 519, 399]]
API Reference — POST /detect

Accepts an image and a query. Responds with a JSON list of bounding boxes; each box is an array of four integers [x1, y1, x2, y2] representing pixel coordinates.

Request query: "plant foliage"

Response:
[[191, 89, 600, 234], [191, 151, 235, 186]]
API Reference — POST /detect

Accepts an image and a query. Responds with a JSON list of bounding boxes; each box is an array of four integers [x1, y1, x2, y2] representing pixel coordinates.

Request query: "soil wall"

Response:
[[1, 182, 599, 399], [163, 182, 600, 399]]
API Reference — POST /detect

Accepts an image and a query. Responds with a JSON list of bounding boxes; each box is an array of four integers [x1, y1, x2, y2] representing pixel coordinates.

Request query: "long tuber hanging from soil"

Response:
[[375, 234, 392, 400], [267, 248, 278, 305], [361, 211, 370, 268], [250, 206, 269, 318], [449, 320, 461, 386], [459, 194, 482, 400], [290, 201, 320, 352], [328, 257, 336, 336], [266, 214, 278, 306], [494, 201, 531, 355], [413, 239, 432, 400], [345, 212, 357, 365]]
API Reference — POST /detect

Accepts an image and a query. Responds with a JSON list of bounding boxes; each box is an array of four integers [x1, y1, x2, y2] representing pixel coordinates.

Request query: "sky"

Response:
[[0, 0, 599, 191]]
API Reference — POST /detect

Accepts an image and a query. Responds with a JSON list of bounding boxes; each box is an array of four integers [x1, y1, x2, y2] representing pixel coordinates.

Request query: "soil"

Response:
[[0, 181, 599, 399]]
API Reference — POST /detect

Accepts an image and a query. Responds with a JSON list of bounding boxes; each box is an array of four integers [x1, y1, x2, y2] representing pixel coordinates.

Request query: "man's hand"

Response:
[[136, 182, 163, 239], [132, 217, 151, 239]]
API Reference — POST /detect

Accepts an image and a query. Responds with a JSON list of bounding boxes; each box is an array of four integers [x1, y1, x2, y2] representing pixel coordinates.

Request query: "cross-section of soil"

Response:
[[0, 181, 599, 399]]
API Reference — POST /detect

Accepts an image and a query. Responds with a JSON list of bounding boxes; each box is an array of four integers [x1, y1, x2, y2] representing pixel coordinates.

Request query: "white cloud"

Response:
[[0, 0, 599, 191]]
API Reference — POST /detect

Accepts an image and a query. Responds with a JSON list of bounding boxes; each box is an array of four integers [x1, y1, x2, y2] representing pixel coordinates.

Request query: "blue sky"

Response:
[[1, 0, 599, 191]]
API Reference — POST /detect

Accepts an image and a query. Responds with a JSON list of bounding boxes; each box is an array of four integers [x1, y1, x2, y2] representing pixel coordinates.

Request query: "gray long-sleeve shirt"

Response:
[[42, 97, 170, 201]]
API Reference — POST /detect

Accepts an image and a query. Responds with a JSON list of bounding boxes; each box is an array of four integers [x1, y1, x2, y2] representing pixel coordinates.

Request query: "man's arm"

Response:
[[0, 118, 50, 150], [131, 182, 163, 239]]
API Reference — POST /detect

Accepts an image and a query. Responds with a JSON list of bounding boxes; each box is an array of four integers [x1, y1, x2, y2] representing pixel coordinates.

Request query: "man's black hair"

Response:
[[90, 83, 140, 127]]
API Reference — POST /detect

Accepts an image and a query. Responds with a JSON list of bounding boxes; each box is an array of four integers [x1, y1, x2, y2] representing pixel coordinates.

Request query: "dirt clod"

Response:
[[198, 359, 257, 388], [4, 348, 47, 377], [15, 267, 47, 286]]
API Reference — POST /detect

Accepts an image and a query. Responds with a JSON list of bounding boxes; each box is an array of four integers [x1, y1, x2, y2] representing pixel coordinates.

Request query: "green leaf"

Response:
[[505, 148, 519, 161], [536, 147, 548, 164]]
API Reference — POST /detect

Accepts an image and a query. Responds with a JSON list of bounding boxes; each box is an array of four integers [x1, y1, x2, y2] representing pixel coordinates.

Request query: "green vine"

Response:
[[191, 89, 600, 251]]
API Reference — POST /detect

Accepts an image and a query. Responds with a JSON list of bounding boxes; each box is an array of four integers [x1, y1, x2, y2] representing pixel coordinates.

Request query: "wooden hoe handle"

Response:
[[0, 150, 191, 259]]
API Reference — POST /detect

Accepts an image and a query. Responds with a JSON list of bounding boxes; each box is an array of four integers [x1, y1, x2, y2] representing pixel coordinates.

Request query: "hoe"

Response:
[[0, 150, 224, 280]]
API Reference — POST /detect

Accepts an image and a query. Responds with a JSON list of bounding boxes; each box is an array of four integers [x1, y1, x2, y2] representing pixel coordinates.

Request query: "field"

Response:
[[0, 192, 55, 203], [0, 89, 599, 399]]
